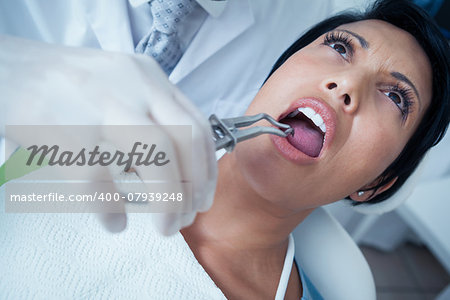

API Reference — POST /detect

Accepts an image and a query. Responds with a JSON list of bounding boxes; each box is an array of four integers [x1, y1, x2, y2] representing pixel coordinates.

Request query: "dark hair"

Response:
[[266, 0, 450, 205]]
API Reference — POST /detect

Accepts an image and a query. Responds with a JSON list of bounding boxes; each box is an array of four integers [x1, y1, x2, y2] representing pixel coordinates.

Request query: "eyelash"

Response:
[[322, 31, 354, 60], [383, 83, 414, 119], [322, 31, 414, 120]]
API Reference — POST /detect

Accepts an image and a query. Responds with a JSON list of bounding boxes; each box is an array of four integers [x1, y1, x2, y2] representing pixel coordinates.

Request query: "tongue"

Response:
[[284, 118, 323, 157]]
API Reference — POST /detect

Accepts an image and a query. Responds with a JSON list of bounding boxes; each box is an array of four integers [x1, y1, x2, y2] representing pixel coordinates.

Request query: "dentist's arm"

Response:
[[0, 35, 217, 235]]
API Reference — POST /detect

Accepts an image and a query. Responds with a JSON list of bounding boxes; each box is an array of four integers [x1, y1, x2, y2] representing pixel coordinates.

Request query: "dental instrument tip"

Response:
[[285, 127, 294, 136]]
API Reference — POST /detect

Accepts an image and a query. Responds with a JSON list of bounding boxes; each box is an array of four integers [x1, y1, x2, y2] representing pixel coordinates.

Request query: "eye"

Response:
[[323, 31, 354, 61], [384, 91, 402, 105], [381, 84, 414, 120], [330, 43, 348, 59]]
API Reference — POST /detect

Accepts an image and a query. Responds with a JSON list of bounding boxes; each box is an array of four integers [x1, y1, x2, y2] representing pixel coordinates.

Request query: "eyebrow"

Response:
[[336, 29, 369, 49], [391, 71, 422, 109]]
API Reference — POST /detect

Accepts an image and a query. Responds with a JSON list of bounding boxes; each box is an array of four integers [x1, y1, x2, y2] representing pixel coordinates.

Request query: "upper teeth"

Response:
[[288, 107, 326, 133]]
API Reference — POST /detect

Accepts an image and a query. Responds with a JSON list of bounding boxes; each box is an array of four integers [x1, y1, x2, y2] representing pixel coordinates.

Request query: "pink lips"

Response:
[[271, 98, 337, 164]]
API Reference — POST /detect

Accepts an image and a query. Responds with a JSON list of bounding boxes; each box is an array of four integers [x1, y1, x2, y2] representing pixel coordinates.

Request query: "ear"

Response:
[[349, 177, 398, 202]]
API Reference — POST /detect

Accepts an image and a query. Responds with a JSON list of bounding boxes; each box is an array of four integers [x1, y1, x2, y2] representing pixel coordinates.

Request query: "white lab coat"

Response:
[[0, 0, 333, 118]]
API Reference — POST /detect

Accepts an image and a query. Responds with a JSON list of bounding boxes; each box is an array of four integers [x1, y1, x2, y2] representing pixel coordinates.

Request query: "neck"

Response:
[[182, 153, 313, 252]]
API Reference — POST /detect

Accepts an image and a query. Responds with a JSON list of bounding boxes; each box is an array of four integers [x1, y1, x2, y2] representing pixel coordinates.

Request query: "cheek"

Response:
[[247, 52, 325, 114], [346, 115, 405, 181], [284, 48, 331, 78]]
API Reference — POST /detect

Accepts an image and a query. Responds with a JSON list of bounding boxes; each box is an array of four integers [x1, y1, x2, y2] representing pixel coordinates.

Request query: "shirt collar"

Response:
[[129, 0, 228, 17]]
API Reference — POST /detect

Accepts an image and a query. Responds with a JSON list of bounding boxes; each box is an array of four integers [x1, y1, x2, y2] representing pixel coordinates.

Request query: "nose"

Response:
[[323, 76, 361, 114]]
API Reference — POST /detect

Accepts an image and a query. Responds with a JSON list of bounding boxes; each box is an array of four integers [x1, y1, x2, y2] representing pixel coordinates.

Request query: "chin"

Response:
[[233, 135, 346, 212]]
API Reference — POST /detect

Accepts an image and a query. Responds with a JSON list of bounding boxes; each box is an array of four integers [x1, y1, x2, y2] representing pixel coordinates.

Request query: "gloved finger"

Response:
[[151, 209, 196, 236], [97, 212, 127, 233], [131, 54, 217, 211], [171, 88, 217, 213], [143, 80, 217, 229], [94, 142, 129, 233], [101, 106, 187, 222]]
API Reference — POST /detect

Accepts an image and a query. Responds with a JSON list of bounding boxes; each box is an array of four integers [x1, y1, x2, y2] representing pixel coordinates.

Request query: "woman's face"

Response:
[[233, 19, 432, 211]]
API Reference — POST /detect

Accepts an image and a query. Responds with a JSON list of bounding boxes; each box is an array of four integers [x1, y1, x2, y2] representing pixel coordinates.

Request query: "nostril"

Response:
[[344, 94, 351, 105], [327, 83, 337, 90]]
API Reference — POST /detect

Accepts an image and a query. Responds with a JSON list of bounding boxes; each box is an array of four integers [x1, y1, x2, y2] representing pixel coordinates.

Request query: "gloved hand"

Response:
[[0, 35, 217, 235]]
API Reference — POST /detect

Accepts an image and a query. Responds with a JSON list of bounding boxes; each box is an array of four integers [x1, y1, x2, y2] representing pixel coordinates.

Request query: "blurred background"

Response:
[[328, 1, 450, 299]]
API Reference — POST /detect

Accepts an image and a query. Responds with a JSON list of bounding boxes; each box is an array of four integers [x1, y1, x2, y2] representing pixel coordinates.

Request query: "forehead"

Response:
[[336, 19, 432, 111], [337, 19, 423, 53]]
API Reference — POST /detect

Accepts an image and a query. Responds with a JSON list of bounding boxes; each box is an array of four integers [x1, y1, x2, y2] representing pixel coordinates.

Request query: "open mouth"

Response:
[[279, 107, 326, 157]]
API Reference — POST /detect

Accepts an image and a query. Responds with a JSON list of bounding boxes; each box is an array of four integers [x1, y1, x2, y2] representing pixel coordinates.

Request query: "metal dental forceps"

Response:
[[209, 113, 293, 152]]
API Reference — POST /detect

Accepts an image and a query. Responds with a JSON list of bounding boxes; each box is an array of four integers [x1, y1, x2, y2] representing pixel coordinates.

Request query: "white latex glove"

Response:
[[0, 35, 217, 235]]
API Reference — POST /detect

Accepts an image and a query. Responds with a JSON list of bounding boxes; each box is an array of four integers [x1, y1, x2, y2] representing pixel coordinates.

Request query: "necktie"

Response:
[[135, 0, 198, 75]]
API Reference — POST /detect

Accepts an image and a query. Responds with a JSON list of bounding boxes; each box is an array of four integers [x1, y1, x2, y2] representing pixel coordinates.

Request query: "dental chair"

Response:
[[292, 207, 376, 300]]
